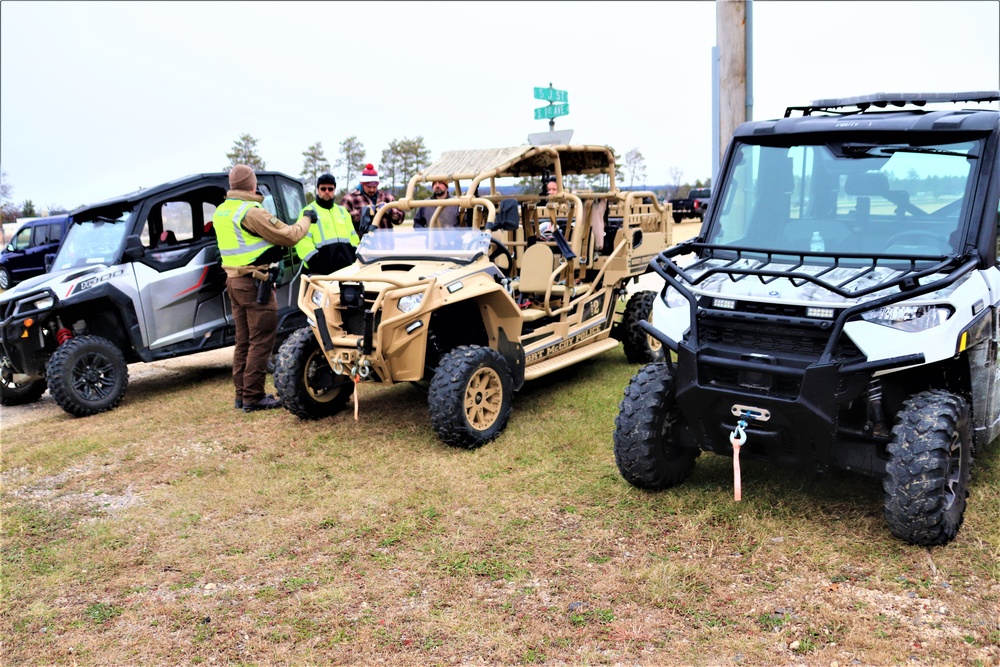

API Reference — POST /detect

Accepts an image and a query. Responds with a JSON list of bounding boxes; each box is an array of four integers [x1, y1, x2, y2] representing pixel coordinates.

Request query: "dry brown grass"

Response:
[[2, 349, 999, 666]]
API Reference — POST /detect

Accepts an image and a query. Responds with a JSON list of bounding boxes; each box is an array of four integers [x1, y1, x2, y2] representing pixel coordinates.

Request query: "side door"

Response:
[[3, 225, 35, 280], [257, 175, 307, 317], [133, 183, 231, 351], [39, 221, 65, 273]]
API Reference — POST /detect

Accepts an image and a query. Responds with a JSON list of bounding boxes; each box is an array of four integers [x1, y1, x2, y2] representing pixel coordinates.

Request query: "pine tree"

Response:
[[225, 133, 267, 172], [335, 136, 366, 192], [300, 142, 331, 194]]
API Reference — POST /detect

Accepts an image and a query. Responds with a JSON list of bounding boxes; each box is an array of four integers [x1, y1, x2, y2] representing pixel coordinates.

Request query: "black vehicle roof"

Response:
[[736, 92, 1000, 139], [70, 170, 300, 215]]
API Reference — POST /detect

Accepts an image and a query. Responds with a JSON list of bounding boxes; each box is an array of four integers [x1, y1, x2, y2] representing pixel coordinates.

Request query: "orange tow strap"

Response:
[[353, 372, 361, 421], [730, 420, 747, 502]]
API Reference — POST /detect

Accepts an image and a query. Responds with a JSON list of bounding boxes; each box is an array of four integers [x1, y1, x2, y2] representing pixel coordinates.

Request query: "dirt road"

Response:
[[0, 347, 235, 429]]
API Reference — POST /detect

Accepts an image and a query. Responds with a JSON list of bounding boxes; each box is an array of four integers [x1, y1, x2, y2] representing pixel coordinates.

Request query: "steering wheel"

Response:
[[885, 230, 943, 249], [488, 238, 514, 277]]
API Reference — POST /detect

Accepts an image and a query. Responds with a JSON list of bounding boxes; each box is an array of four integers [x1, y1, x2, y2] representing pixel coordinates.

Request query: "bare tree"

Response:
[[335, 136, 366, 194], [300, 142, 331, 194], [0, 168, 18, 225], [622, 148, 647, 189], [225, 133, 267, 171], [668, 166, 684, 199]]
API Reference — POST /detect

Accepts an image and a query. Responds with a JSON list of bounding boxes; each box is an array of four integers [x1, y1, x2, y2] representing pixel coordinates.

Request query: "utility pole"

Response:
[[714, 0, 753, 180]]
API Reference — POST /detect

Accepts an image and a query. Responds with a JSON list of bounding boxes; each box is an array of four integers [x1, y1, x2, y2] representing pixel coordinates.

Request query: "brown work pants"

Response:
[[226, 274, 277, 405]]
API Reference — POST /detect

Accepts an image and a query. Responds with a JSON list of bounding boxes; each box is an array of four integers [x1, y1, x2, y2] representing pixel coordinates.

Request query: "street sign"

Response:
[[534, 103, 570, 120], [534, 86, 568, 103], [527, 129, 574, 146]]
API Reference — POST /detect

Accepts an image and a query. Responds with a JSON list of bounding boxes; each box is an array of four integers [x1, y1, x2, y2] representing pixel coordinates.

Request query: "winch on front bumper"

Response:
[[641, 243, 979, 475]]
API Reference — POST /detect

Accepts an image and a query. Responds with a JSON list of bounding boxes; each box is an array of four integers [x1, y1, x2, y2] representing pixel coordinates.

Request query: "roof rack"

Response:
[[784, 91, 1000, 117]]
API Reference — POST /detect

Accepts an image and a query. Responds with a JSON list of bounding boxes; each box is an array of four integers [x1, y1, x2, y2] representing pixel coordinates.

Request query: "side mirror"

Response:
[[123, 234, 145, 261], [4, 243, 12, 252], [44, 253, 56, 272]]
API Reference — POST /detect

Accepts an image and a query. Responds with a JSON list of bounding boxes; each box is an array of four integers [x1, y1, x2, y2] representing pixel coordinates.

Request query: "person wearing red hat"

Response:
[[340, 163, 404, 235]]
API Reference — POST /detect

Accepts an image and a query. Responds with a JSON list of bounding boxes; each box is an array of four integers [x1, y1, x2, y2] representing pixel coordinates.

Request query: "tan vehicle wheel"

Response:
[[274, 327, 352, 419], [620, 291, 666, 364], [429, 345, 513, 449]]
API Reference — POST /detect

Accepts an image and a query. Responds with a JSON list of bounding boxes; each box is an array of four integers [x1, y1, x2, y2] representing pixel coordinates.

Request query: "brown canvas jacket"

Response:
[[222, 189, 311, 278]]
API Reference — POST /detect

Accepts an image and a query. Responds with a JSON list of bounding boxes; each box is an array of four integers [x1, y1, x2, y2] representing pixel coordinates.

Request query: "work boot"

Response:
[[242, 395, 281, 412]]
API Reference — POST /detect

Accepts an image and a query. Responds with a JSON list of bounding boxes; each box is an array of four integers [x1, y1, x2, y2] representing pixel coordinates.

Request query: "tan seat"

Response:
[[518, 243, 570, 294]]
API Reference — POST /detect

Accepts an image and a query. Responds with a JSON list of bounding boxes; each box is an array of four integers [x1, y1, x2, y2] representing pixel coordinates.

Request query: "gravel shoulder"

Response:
[[0, 347, 234, 429]]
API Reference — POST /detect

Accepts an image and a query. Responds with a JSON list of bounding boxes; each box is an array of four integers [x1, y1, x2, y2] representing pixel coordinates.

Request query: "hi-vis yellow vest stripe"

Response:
[[294, 202, 359, 262], [212, 199, 272, 267]]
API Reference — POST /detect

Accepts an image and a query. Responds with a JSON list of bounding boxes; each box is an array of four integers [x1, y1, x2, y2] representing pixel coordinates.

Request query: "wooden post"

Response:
[[717, 0, 749, 171]]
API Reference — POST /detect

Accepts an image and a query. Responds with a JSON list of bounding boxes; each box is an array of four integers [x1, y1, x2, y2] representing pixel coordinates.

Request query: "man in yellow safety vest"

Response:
[[294, 173, 359, 275], [212, 164, 311, 412]]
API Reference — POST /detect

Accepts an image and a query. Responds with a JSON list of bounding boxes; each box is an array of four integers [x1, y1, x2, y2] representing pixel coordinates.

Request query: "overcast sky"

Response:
[[1, 0, 998, 213]]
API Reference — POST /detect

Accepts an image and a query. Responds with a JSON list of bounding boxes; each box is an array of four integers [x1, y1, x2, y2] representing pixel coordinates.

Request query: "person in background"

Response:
[[340, 163, 404, 234], [212, 165, 311, 412], [413, 180, 461, 228], [546, 177, 559, 197], [539, 176, 559, 235], [294, 173, 358, 275]]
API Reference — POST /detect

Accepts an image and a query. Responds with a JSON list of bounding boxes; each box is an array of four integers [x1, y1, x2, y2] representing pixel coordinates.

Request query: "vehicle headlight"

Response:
[[16, 296, 54, 314], [664, 286, 688, 308], [310, 290, 324, 308], [398, 293, 424, 313], [860, 304, 952, 332]]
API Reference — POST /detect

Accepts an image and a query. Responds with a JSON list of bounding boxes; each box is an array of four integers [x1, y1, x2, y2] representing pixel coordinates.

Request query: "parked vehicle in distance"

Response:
[[615, 91, 1000, 546], [668, 187, 711, 223], [274, 144, 674, 448], [0, 215, 70, 289], [0, 171, 309, 415]]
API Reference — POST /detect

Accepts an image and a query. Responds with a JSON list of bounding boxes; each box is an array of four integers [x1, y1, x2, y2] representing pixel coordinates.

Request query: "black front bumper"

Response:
[[0, 288, 58, 376]]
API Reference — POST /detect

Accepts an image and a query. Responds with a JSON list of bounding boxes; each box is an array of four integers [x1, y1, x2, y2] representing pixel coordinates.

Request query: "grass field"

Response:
[[2, 345, 999, 666]]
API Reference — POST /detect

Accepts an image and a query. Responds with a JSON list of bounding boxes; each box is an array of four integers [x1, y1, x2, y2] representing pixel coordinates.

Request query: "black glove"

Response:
[[303, 209, 318, 224]]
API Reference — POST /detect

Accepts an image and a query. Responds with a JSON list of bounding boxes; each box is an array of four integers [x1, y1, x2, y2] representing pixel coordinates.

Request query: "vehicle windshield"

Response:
[[51, 206, 134, 271], [705, 139, 980, 261], [356, 228, 492, 264]]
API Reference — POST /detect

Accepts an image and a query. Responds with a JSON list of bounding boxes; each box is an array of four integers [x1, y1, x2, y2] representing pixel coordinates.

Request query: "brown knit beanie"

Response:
[[229, 165, 257, 192]]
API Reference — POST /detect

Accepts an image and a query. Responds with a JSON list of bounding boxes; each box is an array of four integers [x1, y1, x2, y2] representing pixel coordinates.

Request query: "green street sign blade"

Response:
[[533, 87, 568, 102], [534, 103, 570, 120]]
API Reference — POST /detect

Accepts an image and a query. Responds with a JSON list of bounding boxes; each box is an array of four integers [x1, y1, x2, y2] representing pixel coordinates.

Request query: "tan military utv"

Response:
[[273, 144, 674, 447]]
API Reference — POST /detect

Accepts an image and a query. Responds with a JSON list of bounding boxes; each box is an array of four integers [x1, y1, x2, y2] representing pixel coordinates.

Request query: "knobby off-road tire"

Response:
[[614, 362, 699, 489], [429, 345, 513, 449], [47, 335, 128, 417], [883, 390, 972, 546], [0, 353, 46, 406], [0, 267, 12, 290], [274, 327, 351, 419], [620, 291, 665, 364]]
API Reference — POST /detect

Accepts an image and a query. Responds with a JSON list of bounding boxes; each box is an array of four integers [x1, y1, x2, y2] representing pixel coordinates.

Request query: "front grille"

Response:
[[339, 294, 380, 337], [699, 320, 862, 360], [696, 318, 864, 399], [342, 309, 366, 336]]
